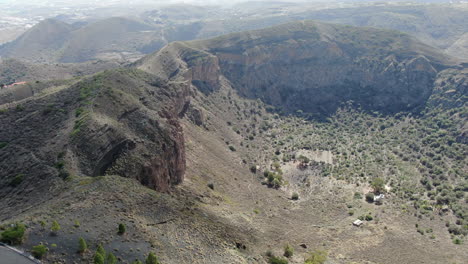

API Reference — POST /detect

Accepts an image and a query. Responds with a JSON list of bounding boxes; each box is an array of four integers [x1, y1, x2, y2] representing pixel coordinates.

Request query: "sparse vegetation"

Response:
[[304, 250, 327, 264], [32, 244, 48, 259], [269, 256, 288, 264], [50, 220, 60, 235], [284, 244, 294, 258]]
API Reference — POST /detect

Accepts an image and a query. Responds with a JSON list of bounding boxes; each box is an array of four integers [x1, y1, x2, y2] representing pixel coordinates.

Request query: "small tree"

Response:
[[118, 223, 126, 235], [96, 244, 106, 256], [93, 253, 105, 264], [298, 155, 310, 164], [284, 244, 294, 258], [50, 220, 60, 235], [371, 177, 385, 194], [0, 223, 26, 245], [365, 193, 375, 203], [78, 237, 87, 254], [106, 252, 117, 264], [146, 252, 160, 264], [31, 244, 48, 259]]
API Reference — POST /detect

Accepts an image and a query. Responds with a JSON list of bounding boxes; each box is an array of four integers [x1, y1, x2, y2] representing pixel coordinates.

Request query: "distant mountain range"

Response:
[[1, 3, 467, 63]]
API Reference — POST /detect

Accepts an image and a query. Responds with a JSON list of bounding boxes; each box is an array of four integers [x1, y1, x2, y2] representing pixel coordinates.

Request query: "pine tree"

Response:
[[106, 252, 117, 264], [146, 252, 160, 264], [93, 253, 105, 264], [96, 244, 106, 256], [118, 223, 126, 235], [78, 237, 87, 254]]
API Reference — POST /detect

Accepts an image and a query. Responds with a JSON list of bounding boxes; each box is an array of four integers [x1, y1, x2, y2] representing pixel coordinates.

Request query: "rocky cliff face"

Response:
[[139, 21, 454, 117], [0, 69, 189, 198], [70, 70, 189, 192]]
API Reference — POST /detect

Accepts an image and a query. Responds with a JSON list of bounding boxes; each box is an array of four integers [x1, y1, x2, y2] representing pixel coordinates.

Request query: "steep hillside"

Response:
[[0, 21, 466, 264], [139, 21, 453, 116], [0, 19, 72, 63], [60, 17, 162, 63], [0, 18, 164, 63], [447, 33, 468, 61]]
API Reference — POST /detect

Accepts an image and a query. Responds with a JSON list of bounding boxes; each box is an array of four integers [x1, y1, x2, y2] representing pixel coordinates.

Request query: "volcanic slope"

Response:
[[0, 21, 466, 264]]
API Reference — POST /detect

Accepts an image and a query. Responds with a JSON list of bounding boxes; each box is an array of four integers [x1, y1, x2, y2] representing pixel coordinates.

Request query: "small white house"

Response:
[[353, 219, 363, 227], [374, 194, 385, 204]]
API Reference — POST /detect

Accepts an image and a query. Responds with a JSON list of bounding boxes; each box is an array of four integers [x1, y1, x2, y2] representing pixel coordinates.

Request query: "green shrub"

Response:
[[106, 252, 117, 264], [365, 215, 373, 221], [32, 244, 48, 259], [75, 107, 84, 117], [417, 228, 424, 235], [0, 142, 7, 149], [284, 244, 294, 258], [118, 223, 126, 235], [291, 192, 299, 200], [94, 253, 105, 264], [269, 256, 288, 264], [229, 146, 236, 152], [132, 261, 143, 264], [78, 237, 87, 253], [305, 250, 327, 264], [365, 193, 375, 203], [50, 220, 60, 235], [0, 223, 26, 245], [354, 192, 362, 199], [146, 252, 160, 264], [453, 237, 463, 245], [96, 244, 106, 256]]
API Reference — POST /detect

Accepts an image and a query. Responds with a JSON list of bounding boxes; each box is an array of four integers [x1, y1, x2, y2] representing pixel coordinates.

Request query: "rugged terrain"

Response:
[[0, 21, 467, 264]]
